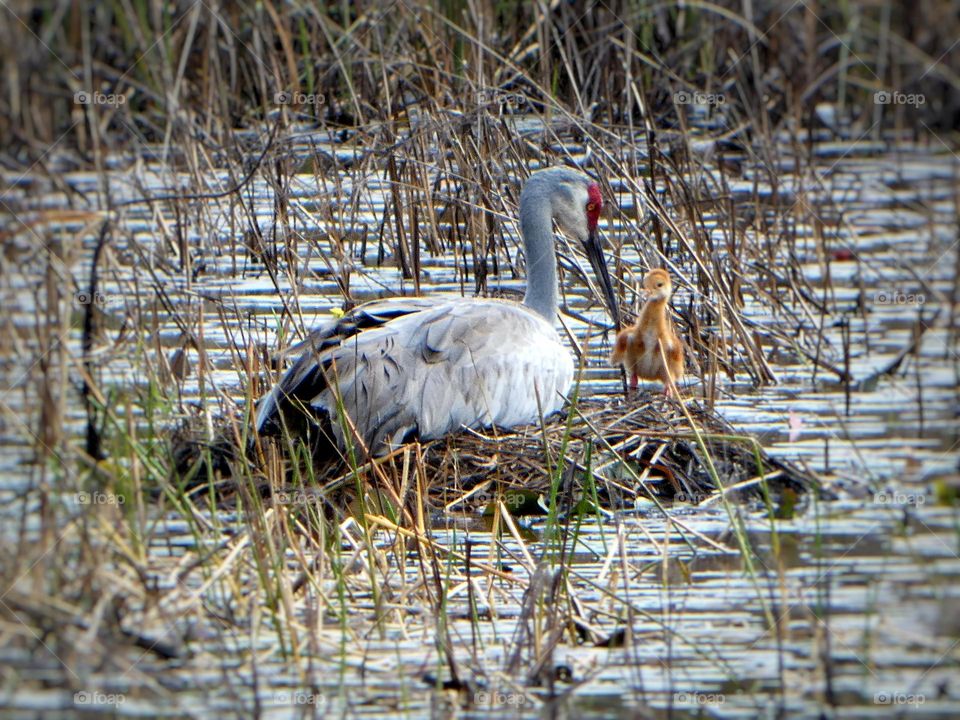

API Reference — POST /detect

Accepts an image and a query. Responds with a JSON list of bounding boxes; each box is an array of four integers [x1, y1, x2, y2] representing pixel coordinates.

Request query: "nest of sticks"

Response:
[[170, 394, 819, 518]]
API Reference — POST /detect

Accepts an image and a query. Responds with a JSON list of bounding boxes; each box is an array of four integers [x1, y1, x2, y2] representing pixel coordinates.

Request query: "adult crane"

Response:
[[255, 167, 619, 459]]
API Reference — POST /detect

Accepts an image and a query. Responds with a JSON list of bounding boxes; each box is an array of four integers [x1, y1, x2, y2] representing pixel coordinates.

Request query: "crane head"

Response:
[[585, 182, 603, 231], [642, 268, 673, 301], [522, 167, 622, 329], [580, 181, 620, 329]]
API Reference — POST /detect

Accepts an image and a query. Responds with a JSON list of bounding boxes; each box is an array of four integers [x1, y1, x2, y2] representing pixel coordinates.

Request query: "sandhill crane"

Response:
[[610, 268, 683, 396], [255, 167, 619, 459]]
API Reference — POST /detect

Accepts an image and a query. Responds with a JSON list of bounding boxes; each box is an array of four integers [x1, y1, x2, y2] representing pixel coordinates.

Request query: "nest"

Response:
[[169, 395, 819, 518], [417, 396, 815, 516]]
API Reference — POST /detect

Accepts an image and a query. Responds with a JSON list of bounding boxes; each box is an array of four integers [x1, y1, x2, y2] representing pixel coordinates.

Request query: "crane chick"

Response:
[[611, 269, 683, 397]]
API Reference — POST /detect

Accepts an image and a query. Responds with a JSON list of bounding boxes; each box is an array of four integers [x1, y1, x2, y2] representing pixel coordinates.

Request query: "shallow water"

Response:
[[1, 120, 958, 718]]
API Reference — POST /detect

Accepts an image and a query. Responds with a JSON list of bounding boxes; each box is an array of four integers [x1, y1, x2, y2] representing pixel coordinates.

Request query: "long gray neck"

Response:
[[520, 199, 558, 321]]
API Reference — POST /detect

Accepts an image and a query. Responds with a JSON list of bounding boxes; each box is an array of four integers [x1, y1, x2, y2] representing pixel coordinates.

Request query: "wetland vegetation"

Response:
[[1, 1, 958, 718]]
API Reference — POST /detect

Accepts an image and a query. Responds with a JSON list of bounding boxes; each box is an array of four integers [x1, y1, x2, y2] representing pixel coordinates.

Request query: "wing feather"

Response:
[[257, 298, 574, 457]]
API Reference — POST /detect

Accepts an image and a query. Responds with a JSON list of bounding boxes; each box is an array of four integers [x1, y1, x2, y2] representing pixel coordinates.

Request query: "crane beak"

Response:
[[584, 229, 621, 329]]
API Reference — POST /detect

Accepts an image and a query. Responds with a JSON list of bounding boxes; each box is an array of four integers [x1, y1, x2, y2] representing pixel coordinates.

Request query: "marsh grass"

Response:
[[0, 1, 958, 717]]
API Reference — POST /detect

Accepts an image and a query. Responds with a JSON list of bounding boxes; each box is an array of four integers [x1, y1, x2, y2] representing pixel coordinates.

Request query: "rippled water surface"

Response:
[[1, 121, 958, 718]]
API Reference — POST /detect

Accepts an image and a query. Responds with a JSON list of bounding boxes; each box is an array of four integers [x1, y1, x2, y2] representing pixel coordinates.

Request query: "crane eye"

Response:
[[586, 202, 596, 212]]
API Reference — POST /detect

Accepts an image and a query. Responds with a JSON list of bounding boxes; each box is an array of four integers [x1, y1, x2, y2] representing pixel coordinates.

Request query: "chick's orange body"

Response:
[[611, 269, 683, 396]]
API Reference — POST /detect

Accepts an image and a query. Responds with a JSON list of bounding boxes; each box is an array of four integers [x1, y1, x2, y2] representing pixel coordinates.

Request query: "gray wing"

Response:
[[274, 296, 444, 361], [255, 296, 447, 438], [256, 299, 574, 457]]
